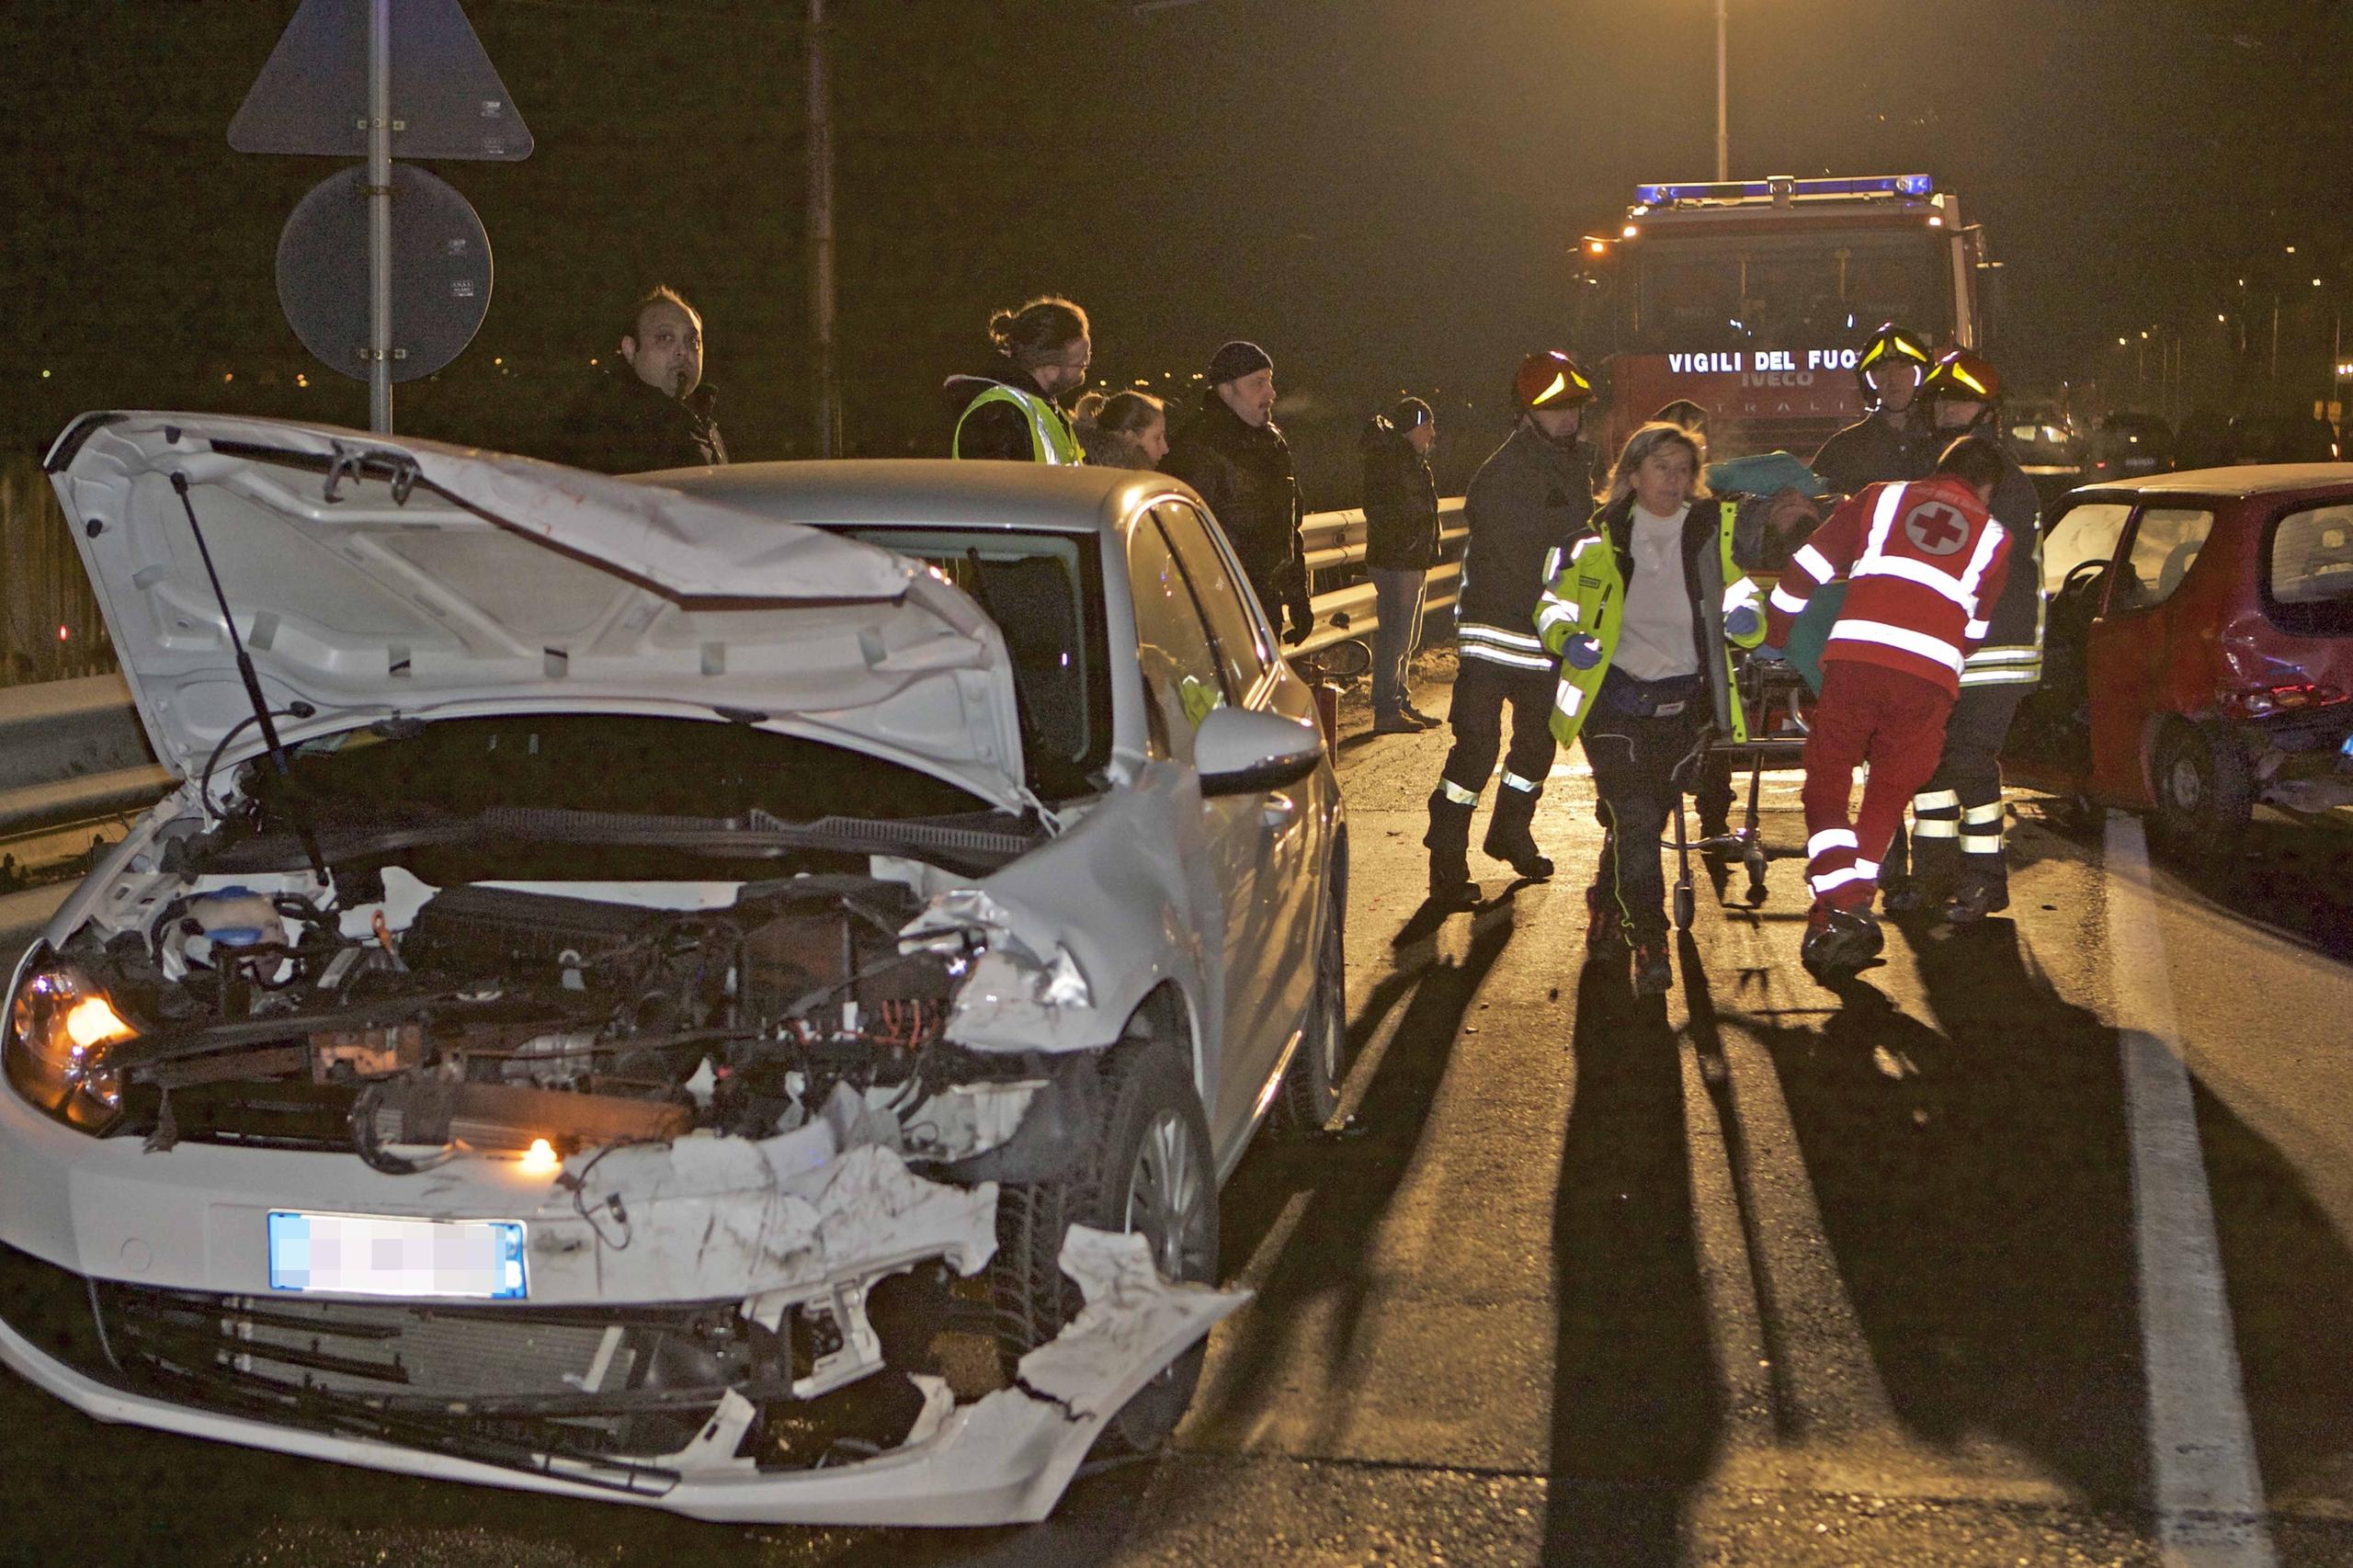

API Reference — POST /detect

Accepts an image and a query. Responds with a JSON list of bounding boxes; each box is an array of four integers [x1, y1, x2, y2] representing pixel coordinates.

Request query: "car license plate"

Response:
[[267, 1210, 528, 1300]]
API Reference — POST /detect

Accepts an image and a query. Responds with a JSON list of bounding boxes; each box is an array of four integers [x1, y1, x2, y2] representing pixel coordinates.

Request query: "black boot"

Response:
[[1801, 906, 1884, 973], [1425, 790, 1480, 906], [1944, 867, 2009, 925], [1889, 812, 1959, 915], [1482, 784, 1554, 880]]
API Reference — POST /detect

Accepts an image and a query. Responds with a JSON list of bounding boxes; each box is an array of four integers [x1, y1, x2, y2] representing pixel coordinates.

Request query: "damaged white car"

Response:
[[0, 414, 1348, 1526]]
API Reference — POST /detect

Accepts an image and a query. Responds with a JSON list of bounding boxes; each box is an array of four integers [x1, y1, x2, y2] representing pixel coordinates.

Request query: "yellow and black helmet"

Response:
[[1855, 323, 1934, 401], [1515, 350, 1596, 412], [1919, 347, 2003, 404]]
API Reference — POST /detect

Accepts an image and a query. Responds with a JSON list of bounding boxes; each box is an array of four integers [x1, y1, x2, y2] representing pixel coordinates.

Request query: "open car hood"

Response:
[[46, 414, 1030, 813]]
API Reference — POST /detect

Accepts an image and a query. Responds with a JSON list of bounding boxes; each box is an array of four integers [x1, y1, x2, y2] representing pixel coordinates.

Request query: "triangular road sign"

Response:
[[230, 0, 532, 161]]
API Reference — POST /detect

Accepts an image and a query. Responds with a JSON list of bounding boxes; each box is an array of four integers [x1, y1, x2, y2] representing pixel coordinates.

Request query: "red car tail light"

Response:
[[2223, 681, 2350, 719]]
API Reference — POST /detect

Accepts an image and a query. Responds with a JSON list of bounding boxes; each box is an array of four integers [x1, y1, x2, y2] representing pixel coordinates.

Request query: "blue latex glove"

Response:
[[1752, 643, 1789, 664], [1725, 605, 1762, 640], [1562, 633, 1604, 670]]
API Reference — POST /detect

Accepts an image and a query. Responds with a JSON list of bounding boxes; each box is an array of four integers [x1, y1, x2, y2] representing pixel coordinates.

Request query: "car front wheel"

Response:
[[988, 1035, 1218, 1453]]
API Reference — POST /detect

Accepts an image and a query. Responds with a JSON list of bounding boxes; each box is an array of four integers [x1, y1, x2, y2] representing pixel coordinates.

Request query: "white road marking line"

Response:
[[2104, 812, 2279, 1567]]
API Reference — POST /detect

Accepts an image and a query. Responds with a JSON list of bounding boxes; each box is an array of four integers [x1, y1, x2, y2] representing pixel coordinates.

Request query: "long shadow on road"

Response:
[[1746, 918, 2150, 1505], [1183, 901, 1518, 1455], [1541, 960, 1722, 1567]]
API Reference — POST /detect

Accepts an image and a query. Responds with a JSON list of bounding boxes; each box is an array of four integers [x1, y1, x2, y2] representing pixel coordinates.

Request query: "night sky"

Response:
[[3, 0, 2347, 499]]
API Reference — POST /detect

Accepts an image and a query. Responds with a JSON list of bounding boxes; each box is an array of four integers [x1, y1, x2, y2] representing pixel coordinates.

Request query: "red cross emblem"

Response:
[[1902, 500, 1971, 557]]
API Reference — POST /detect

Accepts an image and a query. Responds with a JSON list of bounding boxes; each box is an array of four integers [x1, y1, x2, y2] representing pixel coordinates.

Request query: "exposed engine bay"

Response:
[[55, 867, 1054, 1171]]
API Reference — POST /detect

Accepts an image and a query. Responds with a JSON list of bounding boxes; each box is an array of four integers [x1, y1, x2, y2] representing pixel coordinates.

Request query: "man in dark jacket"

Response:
[[1164, 341, 1312, 643], [549, 286, 729, 473], [1811, 322, 1935, 498], [1362, 397, 1441, 732], [1424, 351, 1601, 904]]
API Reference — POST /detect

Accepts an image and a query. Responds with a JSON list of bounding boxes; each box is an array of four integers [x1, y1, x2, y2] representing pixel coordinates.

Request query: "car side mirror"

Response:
[[1196, 706, 1323, 795]]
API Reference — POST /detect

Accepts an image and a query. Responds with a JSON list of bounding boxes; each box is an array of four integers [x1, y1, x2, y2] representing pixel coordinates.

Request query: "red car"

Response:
[[2007, 464, 2353, 851]]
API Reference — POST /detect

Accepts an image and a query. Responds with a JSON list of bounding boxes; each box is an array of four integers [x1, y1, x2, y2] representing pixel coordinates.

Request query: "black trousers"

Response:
[[1895, 683, 2028, 887], [1581, 702, 1703, 943], [1440, 657, 1560, 799]]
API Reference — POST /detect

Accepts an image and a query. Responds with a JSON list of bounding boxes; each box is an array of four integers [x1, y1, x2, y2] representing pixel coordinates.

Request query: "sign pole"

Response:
[[368, 0, 393, 433], [808, 0, 842, 458]]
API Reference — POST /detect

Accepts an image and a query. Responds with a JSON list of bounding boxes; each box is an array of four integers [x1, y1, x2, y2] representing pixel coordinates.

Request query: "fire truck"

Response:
[[1572, 174, 1992, 464]]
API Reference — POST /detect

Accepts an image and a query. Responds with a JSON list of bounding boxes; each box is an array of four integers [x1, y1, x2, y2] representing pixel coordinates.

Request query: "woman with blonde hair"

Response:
[[1532, 420, 1766, 996], [1073, 390, 1169, 471]]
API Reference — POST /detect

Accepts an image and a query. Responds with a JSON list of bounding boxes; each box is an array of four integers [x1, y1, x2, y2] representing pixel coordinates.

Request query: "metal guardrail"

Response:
[[0, 673, 161, 959], [1290, 497, 1467, 661]]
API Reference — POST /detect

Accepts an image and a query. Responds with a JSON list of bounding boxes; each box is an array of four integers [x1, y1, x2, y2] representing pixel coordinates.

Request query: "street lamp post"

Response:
[[808, 0, 843, 458], [1715, 0, 1729, 181]]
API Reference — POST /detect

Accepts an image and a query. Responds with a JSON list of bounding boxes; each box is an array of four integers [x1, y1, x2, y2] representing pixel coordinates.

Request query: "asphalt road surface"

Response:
[[9, 668, 2353, 1568]]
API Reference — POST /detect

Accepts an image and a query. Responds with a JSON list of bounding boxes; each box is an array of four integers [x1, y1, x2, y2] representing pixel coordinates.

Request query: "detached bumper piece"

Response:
[[0, 1228, 1245, 1526]]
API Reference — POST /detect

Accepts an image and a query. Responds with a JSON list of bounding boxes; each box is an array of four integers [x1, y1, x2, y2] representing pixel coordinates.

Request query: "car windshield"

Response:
[[832, 527, 1113, 798], [1625, 229, 1955, 352]]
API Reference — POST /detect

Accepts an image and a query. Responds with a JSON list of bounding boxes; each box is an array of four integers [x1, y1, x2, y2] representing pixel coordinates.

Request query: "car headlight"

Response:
[[6, 962, 135, 1131]]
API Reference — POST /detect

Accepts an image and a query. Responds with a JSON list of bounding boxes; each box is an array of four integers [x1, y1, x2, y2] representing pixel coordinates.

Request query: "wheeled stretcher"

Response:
[[1661, 626, 1823, 932]]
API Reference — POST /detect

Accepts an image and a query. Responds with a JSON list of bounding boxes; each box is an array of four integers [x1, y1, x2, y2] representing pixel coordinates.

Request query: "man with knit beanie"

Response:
[[1165, 340, 1313, 644]]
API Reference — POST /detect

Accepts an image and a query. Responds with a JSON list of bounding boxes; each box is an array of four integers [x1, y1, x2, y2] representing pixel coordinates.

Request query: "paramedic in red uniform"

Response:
[[1764, 437, 2013, 975]]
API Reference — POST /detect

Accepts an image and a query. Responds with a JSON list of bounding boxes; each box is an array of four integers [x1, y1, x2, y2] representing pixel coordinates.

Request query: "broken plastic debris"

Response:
[[1015, 1226, 1247, 1417]]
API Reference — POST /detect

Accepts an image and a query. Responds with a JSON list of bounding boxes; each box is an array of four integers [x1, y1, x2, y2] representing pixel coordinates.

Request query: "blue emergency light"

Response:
[[1634, 174, 1934, 204]]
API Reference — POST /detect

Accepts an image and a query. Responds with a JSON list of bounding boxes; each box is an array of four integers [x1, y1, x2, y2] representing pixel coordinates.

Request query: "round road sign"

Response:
[[276, 162, 493, 383]]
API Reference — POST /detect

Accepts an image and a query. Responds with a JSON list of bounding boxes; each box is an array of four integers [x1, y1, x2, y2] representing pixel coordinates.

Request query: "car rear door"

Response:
[[2085, 502, 2219, 803], [2010, 496, 2134, 788]]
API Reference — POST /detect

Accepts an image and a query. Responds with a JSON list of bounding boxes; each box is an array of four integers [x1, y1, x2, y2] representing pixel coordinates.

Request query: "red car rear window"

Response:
[[2265, 501, 2353, 637]]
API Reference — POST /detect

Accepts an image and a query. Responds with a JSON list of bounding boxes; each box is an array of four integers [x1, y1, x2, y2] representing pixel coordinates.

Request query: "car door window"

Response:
[[1127, 512, 1229, 763], [2267, 502, 2353, 636], [2040, 502, 2134, 597], [2114, 507, 2215, 612], [1154, 502, 1272, 702]]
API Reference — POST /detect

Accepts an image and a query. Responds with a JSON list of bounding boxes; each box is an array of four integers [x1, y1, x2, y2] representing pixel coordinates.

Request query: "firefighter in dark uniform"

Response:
[[1423, 351, 1601, 905], [1811, 323, 1938, 498], [1890, 348, 2044, 922]]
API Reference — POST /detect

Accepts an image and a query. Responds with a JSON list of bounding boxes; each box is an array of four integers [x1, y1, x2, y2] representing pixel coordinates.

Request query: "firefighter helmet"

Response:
[[1855, 323, 1934, 401], [1919, 347, 2003, 405], [1515, 350, 1596, 412]]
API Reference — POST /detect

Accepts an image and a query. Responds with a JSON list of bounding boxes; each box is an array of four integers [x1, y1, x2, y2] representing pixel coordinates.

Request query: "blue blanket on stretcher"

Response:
[[1703, 450, 1830, 499]]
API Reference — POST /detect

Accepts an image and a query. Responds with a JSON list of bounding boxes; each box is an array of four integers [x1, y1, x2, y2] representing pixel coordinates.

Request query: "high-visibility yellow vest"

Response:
[[1533, 502, 1764, 749], [953, 383, 1084, 465]]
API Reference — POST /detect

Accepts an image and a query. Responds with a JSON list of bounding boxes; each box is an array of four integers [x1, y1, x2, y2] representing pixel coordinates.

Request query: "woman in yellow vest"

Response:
[[943, 296, 1090, 464], [1533, 422, 1765, 997]]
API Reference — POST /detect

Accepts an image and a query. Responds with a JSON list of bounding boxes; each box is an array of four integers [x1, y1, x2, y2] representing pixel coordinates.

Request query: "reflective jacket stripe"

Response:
[[953, 384, 1083, 464], [1825, 618, 1966, 674], [1857, 552, 1982, 608], [1460, 621, 1547, 652], [1461, 642, 1556, 671], [1956, 518, 2007, 607]]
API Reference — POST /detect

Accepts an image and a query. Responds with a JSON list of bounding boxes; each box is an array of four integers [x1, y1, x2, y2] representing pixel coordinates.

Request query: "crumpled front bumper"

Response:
[[0, 1225, 1241, 1526]]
